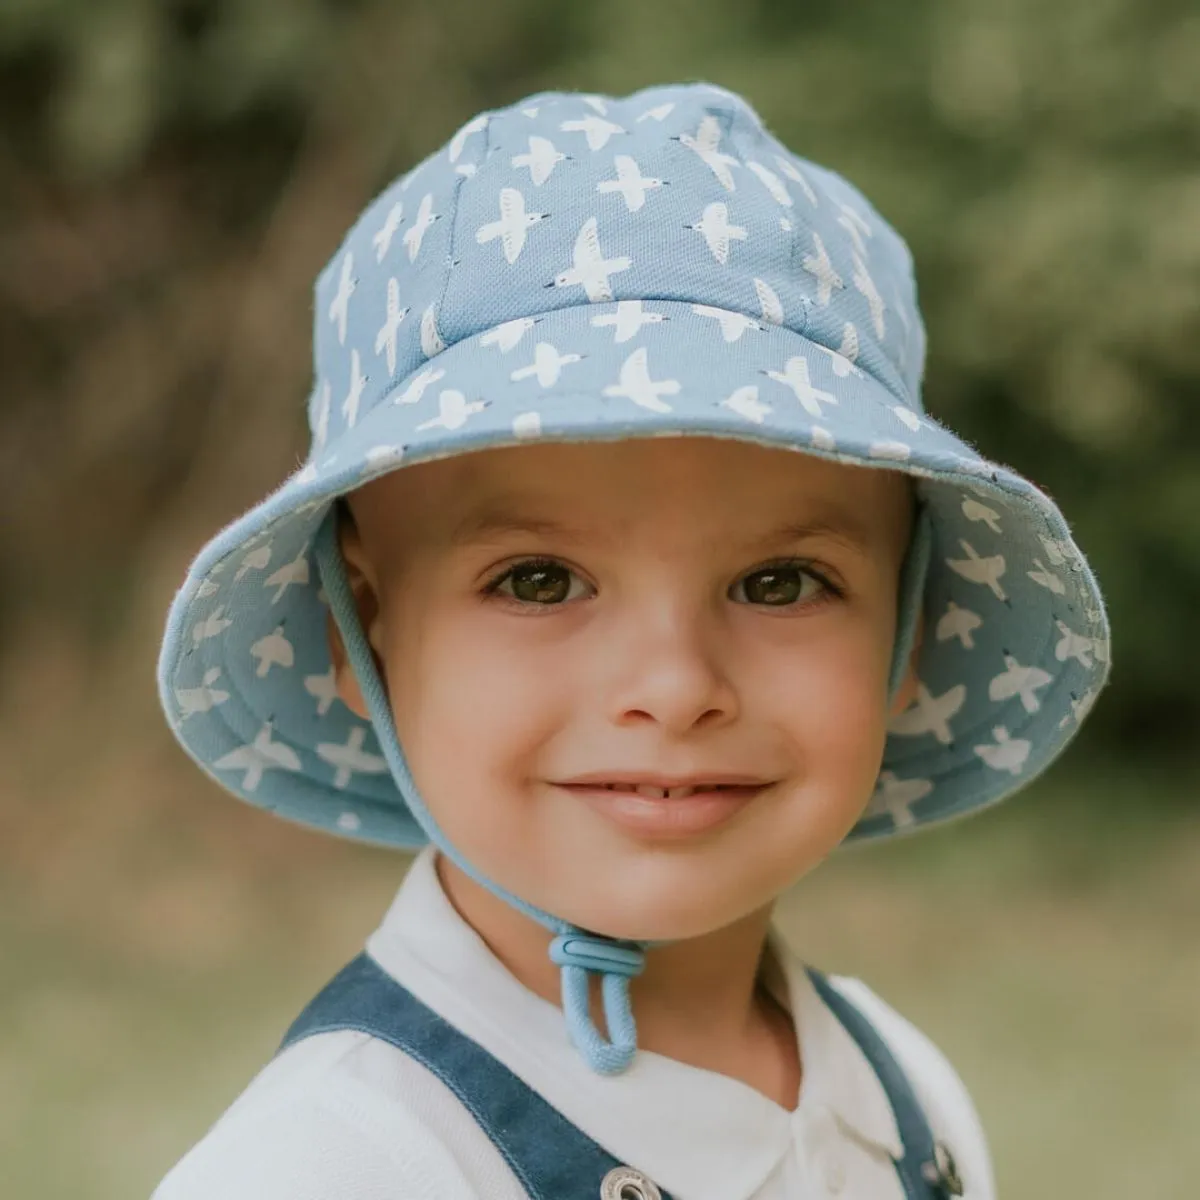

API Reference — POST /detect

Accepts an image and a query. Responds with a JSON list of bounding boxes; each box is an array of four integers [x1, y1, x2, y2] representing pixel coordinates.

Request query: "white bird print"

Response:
[[990, 654, 1053, 713], [687, 202, 747, 264], [312, 380, 331, 450], [317, 726, 388, 789], [636, 102, 675, 122], [962, 497, 1002, 533], [175, 667, 230, 719], [597, 155, 664, 212], [402, 194, 439, 263], [551, 217, 631, 302], [250, 625, 294, 677], [691, 304, 762, 342], [511, 136, 567, 186], [512, 411, 542, 439], [395, 366, 445, 405], [888, 682, 968, 745], [1039, 535, 1073, 566], [304, 665, 339, 716], [946, 540, 1008, 600], [510, 342, 583, 387], [342, 348, 368, 428], [234, 544, 272, 581], [480, 317, 536, 353], [214, 722, 301, 792], [745, 161, 792, 207], [364, 444, 405, 468], [590, 299, 665, 343], [372, 201, 404, 262], [837, 203, 873, 257], [1027, 558, 1066, 595], [374, 277, 409, 375], [892, 405, 921, 431], [420, 304, 446, 357], [720, 385, 771, 424], [780, 218, 793, 232], [773, 155, 819, 205], [416, 389, 488, 432], [602, 347, 680, 413], [973, 726, 1031, 775], [1058, 688, 1098, 730], [867, 771, 934, 828], [868, 441, 912, 461], [852, 250, 887, 339], [753, 277, 784, 325], [813, 340, 862, 380], [581, 94, 608, 114], [520, 106, 540, 118], [677, 115, 739, 191], [559, 114, 626, 151], [937, 601, 983, 649], [448, 113, 488, 163], [328, 252, 356, 345], [1054, 620, 1097, 667], [455, 163, 477, 179], [764, 355, 838, 417], [196, 578, 220, 599], [337, 811, 362, 832], [476, 188, 548, 265], [264, 547, 310, 604], [802, 232, 843, 306], [192, 606, 233, 644], [810, 426, 837, 451]]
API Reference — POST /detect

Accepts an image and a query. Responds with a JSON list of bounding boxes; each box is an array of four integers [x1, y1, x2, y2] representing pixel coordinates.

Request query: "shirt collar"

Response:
[[366, 848, 902, 1200]]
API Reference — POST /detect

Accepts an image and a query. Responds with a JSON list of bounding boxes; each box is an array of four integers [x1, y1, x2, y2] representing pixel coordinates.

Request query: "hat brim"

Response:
[[158, 300, 1109, 847]]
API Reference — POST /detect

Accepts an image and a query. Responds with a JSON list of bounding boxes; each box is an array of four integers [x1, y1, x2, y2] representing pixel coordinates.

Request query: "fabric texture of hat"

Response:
[[159, 81, 1108, 851]]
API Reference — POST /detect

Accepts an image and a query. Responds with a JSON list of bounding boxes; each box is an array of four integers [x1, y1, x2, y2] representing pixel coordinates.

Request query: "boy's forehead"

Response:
[[353, 438, 913, 551]]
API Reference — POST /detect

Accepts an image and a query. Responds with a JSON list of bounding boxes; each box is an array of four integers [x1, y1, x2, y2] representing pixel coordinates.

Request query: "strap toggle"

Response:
[[549, 934, 645, 978]]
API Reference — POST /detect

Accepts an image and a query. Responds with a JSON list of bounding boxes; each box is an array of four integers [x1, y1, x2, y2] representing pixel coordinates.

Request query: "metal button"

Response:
[[600, 1165, 663, 1200], [920, 1141, 964, 1196]]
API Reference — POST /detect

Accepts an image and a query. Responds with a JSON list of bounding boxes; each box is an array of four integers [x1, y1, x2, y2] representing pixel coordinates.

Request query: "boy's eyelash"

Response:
[[481, 557, 845, 600]]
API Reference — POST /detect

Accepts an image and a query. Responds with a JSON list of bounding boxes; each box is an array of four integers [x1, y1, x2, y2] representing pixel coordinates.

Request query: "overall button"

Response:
[[600, 1164, 662, 1200]]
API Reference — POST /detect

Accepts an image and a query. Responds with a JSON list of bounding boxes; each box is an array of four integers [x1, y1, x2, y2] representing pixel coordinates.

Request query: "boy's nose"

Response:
[[604, 608, 740, 735]]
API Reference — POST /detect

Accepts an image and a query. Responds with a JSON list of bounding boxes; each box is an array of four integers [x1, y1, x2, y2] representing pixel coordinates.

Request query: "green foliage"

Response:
[[1, 0, 1197, 757]]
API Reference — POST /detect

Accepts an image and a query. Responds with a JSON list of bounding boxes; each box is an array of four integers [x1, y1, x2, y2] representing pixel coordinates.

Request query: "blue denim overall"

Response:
[[280, 953, 963, 1199]]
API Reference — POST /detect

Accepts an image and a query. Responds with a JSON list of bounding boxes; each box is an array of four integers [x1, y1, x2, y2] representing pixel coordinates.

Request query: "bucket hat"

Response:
[[158, 82, 1109, 1071]]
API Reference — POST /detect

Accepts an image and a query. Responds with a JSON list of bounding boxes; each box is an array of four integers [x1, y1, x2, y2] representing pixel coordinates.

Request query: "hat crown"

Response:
[[308, 83, 926, 453]]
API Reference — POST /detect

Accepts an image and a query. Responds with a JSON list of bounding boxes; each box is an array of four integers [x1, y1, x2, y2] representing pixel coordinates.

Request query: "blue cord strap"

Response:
[[314, 505, 647, 1075]]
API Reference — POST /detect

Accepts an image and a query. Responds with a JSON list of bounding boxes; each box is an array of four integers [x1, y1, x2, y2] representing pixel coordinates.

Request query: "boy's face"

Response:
[[334, 438, 919, 941]]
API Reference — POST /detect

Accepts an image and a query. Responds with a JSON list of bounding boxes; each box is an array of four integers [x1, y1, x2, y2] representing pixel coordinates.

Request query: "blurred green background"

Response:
[[1, 1, 1197, 1196]]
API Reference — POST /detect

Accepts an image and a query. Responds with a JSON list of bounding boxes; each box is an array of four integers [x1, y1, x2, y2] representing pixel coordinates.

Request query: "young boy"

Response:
[[152, 82, 1109, 1199]]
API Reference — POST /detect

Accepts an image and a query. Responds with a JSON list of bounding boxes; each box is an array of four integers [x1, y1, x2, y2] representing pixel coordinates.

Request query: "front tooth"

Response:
[[635, 784, 668, 799], [667, 786, 695, 799]]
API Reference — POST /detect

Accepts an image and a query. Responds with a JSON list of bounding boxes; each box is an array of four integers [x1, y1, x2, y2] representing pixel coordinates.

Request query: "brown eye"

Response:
[[734, 565, 821, 606], [496, 560, 584, 605]]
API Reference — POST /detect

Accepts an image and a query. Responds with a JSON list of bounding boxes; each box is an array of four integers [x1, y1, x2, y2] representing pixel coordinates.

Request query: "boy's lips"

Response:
[[552, 773, 774, 837]]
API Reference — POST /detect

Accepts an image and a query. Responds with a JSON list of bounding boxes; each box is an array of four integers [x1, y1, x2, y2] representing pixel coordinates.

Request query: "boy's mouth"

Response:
[[590, 782, 754, 800], [554, 775, 772, 837]]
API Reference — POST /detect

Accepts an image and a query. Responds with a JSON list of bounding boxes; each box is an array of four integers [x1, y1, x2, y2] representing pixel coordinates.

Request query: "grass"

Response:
[[4, 764, 1198, 1199]]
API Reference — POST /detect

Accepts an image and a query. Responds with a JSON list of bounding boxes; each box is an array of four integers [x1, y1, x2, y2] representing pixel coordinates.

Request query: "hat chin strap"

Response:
[[312, 501, 931, 1076]]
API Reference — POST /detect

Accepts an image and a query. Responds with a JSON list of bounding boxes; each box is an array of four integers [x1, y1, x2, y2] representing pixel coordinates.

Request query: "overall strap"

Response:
[[279, 953, 673, 1200], [806, 968, 963, 1199]]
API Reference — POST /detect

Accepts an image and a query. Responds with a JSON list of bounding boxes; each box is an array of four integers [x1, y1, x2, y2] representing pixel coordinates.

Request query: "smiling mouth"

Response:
[[586, 782, 760, 800]]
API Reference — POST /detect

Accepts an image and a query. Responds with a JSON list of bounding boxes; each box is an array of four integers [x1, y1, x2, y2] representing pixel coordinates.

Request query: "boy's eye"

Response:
[[492, 560, 588, 605], [732, 564, 827, 607]]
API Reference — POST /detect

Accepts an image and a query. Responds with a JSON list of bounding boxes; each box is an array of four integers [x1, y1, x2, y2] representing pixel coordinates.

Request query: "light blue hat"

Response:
[[158, 82, 1109, 1071]]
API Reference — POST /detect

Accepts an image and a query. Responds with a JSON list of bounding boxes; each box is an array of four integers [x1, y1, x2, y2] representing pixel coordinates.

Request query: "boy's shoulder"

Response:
[[150, 1027, 523, 1200], [824, 973, 997, 1200]]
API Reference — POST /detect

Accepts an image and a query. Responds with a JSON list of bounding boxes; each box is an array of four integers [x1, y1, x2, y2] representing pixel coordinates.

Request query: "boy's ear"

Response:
[[887, 609, 924, 718], [325, 505, 384, 721]]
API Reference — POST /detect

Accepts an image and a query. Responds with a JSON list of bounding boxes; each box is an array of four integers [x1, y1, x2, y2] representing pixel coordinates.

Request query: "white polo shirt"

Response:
[[153, 848, 995, 1199]]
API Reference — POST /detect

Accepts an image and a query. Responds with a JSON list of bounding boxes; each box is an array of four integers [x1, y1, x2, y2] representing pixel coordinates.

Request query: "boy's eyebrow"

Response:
[[450, 507, 877, 553], [448, 508, 598, 547]]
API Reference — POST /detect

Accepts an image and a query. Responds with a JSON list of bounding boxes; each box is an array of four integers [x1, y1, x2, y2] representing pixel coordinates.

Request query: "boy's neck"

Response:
[[433, 853, 802, 1108]]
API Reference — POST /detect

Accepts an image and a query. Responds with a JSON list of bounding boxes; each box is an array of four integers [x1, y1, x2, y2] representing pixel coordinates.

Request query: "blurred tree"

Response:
[[0, 0, 1197, 763]]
